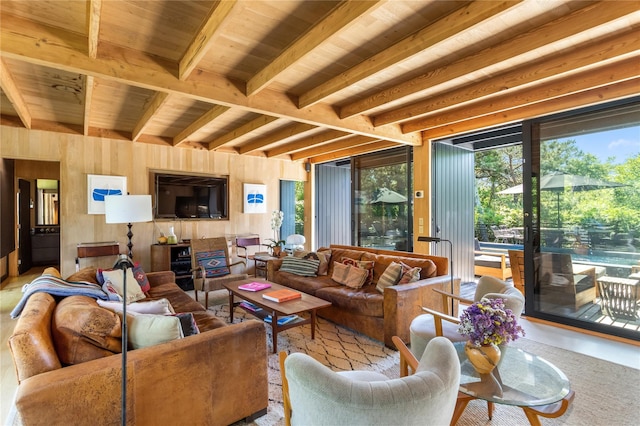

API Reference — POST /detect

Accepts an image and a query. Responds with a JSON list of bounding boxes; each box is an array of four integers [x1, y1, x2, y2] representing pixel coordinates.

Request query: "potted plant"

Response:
[[267, 239, 286, 257], [269, 210, 285, 256]]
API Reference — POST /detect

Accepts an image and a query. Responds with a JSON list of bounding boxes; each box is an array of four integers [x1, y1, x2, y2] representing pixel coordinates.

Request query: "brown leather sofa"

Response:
[[267, 244, 458, 348], [8, 268, 268, 425]]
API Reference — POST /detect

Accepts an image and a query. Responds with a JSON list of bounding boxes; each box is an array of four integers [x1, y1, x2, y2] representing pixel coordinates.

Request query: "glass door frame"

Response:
[[522, 96, 639, 342]]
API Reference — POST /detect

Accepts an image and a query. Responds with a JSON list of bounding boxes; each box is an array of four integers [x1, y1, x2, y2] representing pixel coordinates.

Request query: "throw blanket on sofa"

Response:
[[11, 275, 109, 318]]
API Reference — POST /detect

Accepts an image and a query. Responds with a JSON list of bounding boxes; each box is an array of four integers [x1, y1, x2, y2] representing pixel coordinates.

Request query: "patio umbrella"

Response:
[[369, 188, 408, 234], [369, 187, 408, 204], [497, 173, 624, 228]]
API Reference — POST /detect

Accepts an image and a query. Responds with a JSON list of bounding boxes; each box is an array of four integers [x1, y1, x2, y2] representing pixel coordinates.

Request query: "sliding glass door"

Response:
[[524, 98, 640, 341], [353, 147, 412, 251]]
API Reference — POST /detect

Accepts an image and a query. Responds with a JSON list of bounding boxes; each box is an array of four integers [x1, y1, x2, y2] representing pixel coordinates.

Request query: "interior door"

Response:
[[18, 179, 32, 274]]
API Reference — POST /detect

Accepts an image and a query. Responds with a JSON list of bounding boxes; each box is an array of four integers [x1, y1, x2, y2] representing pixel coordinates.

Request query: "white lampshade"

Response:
[[104, 195, 152, 224]]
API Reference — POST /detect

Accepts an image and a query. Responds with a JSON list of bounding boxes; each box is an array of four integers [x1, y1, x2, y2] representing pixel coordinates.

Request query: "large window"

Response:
[[525, 98, 640, 341], [353, 147, 413, 251]]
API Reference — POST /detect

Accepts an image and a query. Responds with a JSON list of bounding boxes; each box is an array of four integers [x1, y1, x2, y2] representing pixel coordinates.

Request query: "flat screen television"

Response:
[[153, 172, 229, 219]]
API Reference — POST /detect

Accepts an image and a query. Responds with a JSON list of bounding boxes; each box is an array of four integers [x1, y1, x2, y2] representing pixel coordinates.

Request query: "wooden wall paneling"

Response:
[[1, 125, 306, 277]]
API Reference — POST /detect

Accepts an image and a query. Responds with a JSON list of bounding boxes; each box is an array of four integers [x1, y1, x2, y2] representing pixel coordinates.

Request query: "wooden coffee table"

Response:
[[224, 279, 331, 353]]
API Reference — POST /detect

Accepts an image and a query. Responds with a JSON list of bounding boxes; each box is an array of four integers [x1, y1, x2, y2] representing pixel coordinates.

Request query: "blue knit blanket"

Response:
[[10, 275, 109, 318]]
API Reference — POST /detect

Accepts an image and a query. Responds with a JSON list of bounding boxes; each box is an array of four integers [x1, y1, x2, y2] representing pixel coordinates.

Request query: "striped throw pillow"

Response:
[[280, 256, 320, 277], [376, 262, 403, 293], [331, 261, 369, 289]]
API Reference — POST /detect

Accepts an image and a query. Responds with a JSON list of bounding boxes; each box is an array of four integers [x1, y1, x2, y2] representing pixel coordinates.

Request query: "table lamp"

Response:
[[104, 194, 152, 426]]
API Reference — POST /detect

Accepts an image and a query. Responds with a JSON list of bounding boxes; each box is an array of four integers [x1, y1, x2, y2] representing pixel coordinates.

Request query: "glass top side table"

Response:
[[452, 341, 575, 426]]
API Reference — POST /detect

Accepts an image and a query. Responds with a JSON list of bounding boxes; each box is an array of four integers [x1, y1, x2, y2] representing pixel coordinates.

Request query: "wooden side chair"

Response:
[[236, 236, 271, 276], [190, 237, 248, 307]]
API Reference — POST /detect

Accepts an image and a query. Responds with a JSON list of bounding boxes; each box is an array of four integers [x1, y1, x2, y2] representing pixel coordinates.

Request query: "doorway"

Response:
[[18, 179, 32, 274]]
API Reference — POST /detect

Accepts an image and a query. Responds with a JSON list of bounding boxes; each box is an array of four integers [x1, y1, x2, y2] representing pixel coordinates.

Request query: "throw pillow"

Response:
[[280, 256, 320, 277], [132, 263, 151, 293], [101, 268, 146, 304], [97, 298, 175, 315], [173, 312, 200, 337], [294, 250, 331, 275], [125, 313, 184, 349], [398, 262, 422, 284], [331, 261, 368, 289], [376, 262, 403, 293], [341, 257, 375, 286], [195, 249, 230, 278]]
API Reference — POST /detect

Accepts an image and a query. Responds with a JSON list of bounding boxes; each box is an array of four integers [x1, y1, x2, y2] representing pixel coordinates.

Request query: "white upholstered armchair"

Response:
[[279, 336, 460, 426]]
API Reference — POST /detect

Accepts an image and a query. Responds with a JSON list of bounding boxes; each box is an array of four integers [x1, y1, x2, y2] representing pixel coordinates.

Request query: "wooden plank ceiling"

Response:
[[0, 0, 638, 163]]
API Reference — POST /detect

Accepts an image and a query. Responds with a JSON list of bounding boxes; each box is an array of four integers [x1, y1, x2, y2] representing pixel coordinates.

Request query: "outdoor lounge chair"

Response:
[[474, 239, 512, 280]]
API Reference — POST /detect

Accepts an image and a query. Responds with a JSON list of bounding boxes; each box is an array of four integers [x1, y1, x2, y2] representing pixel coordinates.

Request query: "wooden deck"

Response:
[[461, 281, 640, 332]]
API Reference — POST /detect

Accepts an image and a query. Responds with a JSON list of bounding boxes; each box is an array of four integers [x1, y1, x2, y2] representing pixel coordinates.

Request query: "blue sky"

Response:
[[573, 126, 640, 164]]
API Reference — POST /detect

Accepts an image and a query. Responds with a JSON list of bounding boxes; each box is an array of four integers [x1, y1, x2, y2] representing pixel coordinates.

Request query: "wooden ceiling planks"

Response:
[[0, 0, 637, 162]]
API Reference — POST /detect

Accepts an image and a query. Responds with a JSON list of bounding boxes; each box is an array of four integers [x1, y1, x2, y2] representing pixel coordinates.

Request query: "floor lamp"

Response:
[[104, 194, 152, 426], [418, 236, 455, 315]]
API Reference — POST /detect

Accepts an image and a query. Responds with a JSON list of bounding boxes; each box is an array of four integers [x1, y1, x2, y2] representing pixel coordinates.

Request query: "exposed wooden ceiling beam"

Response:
[[132, 92, 170, 141], [86, 0, 101, 59], [309, 141, 397, 164], [173, 105, 230, 146], [266, 129, 350, 158], [179, 0, 237, 80], [0, 14, 420, 145], [340, 1, 637, 118], [83, 75, 94, 135], [380, 29, 640, 128], [0, 58, 31, 129], [246, 0, 382, 96], [421, 78, 640, 140], [408, 56, 640, 134], [291, 134, 379, 161], [297, 0, 521, 108], [208, 115, 280, 150], [237, 122, 317, 155]]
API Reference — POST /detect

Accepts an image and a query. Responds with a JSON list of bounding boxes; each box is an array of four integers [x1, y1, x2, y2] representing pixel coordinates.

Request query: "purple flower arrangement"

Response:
[[458, 297, 525, 346]]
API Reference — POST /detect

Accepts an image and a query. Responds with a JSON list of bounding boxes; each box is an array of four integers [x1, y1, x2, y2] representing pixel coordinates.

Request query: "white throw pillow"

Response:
[[97, 298, 175, 315], [101, 268, 146, 303]]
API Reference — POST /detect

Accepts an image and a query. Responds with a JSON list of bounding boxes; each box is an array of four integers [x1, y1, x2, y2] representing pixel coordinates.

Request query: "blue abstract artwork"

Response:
[[243, 183, 266, 213]]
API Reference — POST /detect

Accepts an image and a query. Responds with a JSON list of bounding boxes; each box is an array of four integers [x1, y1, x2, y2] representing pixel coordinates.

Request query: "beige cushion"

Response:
[[331, 261, 368, 289], [376, 262, 403, 293], [341, 257, 375, 286], [102, 268, 146, 303], [124, 313, 184, 349]]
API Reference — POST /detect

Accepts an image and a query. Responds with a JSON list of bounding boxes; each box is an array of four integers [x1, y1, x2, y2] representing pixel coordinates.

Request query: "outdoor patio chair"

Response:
[[538, 252, 597, 310], [475, 239, 512, 281]]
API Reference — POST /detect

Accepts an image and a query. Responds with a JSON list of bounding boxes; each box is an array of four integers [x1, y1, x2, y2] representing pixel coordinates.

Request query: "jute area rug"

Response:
[[206, 293, 640, 426]]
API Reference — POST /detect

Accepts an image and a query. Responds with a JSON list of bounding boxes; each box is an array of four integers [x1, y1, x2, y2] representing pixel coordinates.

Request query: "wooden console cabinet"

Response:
[[150, 243, 193, 290]]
